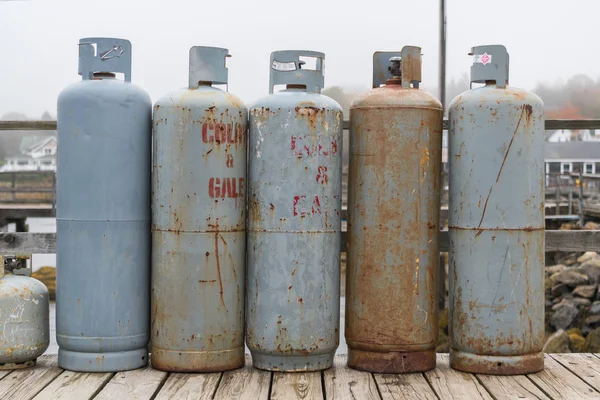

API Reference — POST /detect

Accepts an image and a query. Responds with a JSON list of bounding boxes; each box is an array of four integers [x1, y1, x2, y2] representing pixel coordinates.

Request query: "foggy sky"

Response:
[[0, 0, 596, 118]]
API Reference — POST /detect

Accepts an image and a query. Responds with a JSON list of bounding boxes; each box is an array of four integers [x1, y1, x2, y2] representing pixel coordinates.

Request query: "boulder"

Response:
[[584, 222, 599, 230], [569, 333, 587, 352], [578, 252, 598, 264], [436, 330, 449, 353], [573, 298, 592, 307], [439, 308, 449, 335], [546, 264, 567, 276], [579, 260, 600, 285], [585, 328, 600, 352], [31, 266, 56, 301], [551, 270, 589, 287], [543, 330, 571, 353], [551, 284, 570, 297], [551, 303, 579, 330], [573, 285, 597, 298], [567, 327, 583, 337], [589, 301, 600, 315]]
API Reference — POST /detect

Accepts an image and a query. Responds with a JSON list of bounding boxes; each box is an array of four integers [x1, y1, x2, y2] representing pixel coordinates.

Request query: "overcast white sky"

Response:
[[0, 0, 596, 118]]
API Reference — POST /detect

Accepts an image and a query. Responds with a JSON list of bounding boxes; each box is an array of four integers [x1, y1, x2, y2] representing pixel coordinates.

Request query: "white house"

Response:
[[545, 141, 600, 188], [546, 129, 600, 143], [0, 135, 57, 172]]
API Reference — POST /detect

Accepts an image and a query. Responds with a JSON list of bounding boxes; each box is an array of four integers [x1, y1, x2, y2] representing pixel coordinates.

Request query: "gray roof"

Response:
[[545, 141, 600, 160]]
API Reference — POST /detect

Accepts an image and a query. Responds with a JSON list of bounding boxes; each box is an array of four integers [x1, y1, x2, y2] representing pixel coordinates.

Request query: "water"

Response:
[[23, 217, 349, 356]]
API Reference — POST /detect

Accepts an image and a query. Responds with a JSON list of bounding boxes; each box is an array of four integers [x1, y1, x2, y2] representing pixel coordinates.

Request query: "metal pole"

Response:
[[439, 0, 447, 112], [578, 171, 585, 227]]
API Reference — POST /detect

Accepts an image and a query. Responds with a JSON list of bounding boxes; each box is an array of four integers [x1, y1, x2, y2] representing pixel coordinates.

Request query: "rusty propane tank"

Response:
[[346, 46, 443, 373], [0, 256, 49, 370], [56, 37, 152, 372], [448, 44, 545, 375], [151, 47, 247, 372], [246, 50, 342, 371]]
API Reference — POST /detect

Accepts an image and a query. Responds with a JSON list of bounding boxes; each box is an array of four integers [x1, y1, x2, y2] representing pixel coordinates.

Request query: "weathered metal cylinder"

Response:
[[0, 257, 49, 369], [151, 47, 247, 372], [246, 50, 342, 371], [56, 37, 152, 372], [448, 45, 545, 375], [346, 46, 443, 373]]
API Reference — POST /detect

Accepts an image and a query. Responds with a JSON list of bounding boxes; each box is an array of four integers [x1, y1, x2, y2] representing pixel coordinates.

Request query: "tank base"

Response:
[[150, 346, 244, 372], [251, 352, 334, 372], [0, 359, 36, 370], [450, 349, 544, 375], [348, 348, 435, 373], [58, 348, 148, 372]]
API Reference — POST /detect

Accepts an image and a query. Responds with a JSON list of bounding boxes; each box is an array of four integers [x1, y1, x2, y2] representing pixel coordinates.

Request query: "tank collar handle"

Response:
[[372, 46, 422, 89], [469, 44, 509, 89], [78, 37, 132, 82], [269, 50, 324, 94], [189, 46, 230, 89]]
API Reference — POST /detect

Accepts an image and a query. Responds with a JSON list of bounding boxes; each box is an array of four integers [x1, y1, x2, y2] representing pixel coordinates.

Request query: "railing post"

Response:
[[579, 171, 585, 227], [11, 173, 16, 202], [555, 179, 560, 216], [569, 177, 573, 215]]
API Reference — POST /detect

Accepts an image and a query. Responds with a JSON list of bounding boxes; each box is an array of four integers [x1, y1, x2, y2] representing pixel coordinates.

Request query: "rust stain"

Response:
[[214, 234, 226, 308], [475, 105, 527, 236]]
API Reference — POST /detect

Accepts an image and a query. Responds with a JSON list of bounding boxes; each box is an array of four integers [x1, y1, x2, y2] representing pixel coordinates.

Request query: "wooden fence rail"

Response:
[[0, 119, 598, 255]]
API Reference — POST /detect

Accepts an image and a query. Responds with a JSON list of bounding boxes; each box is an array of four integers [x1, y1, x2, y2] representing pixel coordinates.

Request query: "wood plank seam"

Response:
[[89, 372, 116, 399], [553, 354, 600, 394], [148, 372, 171, 400], [422, 373, 442, 400]]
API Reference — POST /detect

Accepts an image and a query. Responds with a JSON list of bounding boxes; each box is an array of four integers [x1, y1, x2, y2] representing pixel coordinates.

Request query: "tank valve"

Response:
[[388, 56, 402, 79]]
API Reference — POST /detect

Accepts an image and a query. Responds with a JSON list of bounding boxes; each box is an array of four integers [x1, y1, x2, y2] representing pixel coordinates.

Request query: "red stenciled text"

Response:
[[209, 177, 244, 199], [202, 122, 245, 144], [293, 195, 322, 217], [291, 135, 338, 157]]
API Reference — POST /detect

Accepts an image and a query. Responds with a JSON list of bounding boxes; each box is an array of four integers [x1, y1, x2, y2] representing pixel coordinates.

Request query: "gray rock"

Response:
[[543, 329, 571, 353], [552, 270, 589, 287], [553, 296, 563, 304], [551, 284, 570, 297], [578, 252, 598, 264], [573, 297, 592, 307], [573, 285, 597, 298], [551, 302, 579, 330], [552, 301, 566, 311], [590, 301, 600, 315], [586, 315, 600, 326], [586, 328, 600, 352], [546, 264, 567, 276], [579, 260, 600, 284], [545, 298, 554, 308]]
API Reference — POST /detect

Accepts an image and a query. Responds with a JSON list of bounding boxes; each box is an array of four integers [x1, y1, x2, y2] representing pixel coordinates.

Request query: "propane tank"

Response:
[[151, 47, 247, 372], [56, 37, 152, 372], [246, 50, 342, 371], [448, 45, 545, 375], [0, 256, 49, 369], [346, 46, 442, 373]]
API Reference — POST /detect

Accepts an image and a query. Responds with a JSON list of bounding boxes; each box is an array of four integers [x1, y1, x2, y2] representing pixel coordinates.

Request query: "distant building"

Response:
[[545, 141, 600, 188], [546, 129, 600, 143], [0, 135, 57, 172]]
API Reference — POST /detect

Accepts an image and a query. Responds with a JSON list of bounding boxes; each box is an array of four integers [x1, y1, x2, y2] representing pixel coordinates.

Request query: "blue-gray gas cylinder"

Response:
[[56, 37, 152, 372]]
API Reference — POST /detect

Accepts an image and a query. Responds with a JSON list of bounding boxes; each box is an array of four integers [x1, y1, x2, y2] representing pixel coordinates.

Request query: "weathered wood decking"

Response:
[[3, 354, 600, 399]]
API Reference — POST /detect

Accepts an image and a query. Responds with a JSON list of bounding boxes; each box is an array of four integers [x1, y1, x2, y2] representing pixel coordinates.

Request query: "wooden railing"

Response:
[[0, 171, 56, 207], [0, 119, 599, 255]]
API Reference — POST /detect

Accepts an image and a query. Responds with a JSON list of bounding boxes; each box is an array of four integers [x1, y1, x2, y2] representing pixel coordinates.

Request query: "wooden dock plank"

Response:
[[94, 365, 167, 400], [270, 371, 323, 400], [0, 355, 62, 400], [476, 374, 551, 400], [424, 354, 493, 399], [153, 372, 221, 400], [551, 353, 600, 393], [374, 372, 437, 400], [527, 354, 599, 399], [31, 370, 113, 400], [213, 356, 270, 400], [323, 354, 380, 399]]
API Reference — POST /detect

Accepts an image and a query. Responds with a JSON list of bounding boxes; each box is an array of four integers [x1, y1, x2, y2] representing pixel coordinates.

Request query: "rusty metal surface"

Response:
[[448, 47, 545, 375], [246, 88, 343, 372], [152, 83, 247, 372], [346, 61, 443, 373], [0, 275, 49, 367]]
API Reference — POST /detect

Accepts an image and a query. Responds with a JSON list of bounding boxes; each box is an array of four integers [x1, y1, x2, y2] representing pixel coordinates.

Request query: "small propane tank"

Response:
[[448, 45, 545, 375], [0, 256, 49, 369], [346, 46, 443, 373], [246, 50, 342, 372], [151, 46, 247, 372], [56, 37, 152, 372]]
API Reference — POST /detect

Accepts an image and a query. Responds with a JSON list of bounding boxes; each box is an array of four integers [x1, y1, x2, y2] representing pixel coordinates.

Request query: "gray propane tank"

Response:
[[0, 256, 49, 369], [56, 37, 152, 372]]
